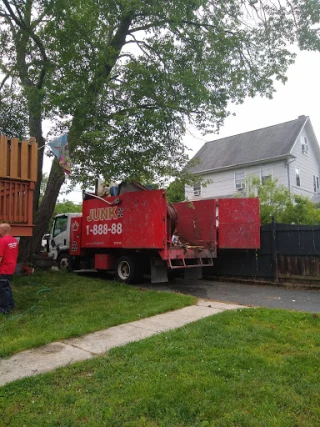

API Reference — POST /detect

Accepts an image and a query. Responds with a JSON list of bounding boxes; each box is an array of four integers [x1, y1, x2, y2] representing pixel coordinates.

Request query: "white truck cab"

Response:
[[50, 213, 82, 269]]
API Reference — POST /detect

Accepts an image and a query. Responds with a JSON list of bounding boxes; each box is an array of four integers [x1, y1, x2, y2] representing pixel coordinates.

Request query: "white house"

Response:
[[186, 116, 320, 202]]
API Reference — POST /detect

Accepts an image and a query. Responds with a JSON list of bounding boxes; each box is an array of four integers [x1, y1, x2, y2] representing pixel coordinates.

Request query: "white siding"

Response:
[[186, 120, 320, 202], [289, 128, 320, 198], [186, 160, 288, 200]]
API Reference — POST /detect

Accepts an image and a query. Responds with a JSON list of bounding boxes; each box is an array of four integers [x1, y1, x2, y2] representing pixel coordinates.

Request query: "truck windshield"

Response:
[[53, 216, 68, 237]]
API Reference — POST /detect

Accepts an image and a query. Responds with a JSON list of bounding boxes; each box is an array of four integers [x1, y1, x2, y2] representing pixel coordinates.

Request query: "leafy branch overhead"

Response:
[[48, 0, 320, 184], [2, 0, 320, 185]]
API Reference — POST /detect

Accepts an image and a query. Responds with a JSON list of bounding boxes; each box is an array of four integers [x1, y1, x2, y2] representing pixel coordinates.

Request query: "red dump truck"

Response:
[[0, 135, 38, 236], [50, 181, 260, 283]]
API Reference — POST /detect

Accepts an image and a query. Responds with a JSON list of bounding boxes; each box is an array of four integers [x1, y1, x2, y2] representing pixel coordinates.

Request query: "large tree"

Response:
[[0, 0, 320, 260]]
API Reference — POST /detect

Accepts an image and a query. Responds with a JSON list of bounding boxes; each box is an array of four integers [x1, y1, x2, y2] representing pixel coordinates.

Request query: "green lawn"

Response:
[[0, 270, 196, 358], [1, 308, 320, 426]]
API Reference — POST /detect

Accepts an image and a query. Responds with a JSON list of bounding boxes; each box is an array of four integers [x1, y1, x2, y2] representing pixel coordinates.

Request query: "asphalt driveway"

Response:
[[135, 279, 320, 313]]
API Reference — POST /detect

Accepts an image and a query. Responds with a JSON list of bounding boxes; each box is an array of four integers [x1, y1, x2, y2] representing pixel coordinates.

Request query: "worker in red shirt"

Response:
[[0, 223, 19, 315]]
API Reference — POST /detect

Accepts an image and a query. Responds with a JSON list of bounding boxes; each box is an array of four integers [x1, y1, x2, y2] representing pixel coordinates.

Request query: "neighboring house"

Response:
[[186, 115, 320, 203]]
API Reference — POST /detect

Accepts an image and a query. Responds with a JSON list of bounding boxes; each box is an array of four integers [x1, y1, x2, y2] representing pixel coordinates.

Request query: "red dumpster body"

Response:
[[69, 187, 260, 283]]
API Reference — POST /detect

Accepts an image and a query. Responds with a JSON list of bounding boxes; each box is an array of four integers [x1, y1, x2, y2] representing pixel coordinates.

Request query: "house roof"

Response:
[[188, 116, 309, 174]]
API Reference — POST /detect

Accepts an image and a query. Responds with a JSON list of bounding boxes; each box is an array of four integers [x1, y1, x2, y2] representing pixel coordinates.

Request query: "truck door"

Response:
[[50, 214, 70, 260]]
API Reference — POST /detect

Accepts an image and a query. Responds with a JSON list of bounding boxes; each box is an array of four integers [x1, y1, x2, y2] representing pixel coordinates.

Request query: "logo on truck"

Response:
[[71, 220, 80, 231], [87, 207, 118, 222]]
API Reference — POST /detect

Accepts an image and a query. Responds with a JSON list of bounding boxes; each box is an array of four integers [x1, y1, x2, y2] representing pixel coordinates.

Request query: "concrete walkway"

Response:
[[0, 300, 247, 387]]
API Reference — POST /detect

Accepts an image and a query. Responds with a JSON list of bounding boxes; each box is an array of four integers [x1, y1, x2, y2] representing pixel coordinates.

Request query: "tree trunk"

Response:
[[30, 118, 45, 214], [25, 88, 46, 213], [19, 160, 65, 262], [18, 94, 65, 263]]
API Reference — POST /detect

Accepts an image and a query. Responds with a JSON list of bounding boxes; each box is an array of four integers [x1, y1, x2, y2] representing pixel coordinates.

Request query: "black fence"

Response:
[[205, 221, 320, 283]]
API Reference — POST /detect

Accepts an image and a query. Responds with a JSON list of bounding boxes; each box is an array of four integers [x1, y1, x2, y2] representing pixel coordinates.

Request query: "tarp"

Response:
[[48, 133, 70, 175]]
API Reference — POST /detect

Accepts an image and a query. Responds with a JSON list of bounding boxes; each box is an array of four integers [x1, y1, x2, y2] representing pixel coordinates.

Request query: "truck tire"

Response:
[[57, 253, 70, 271], [115, 256, 139, 284]]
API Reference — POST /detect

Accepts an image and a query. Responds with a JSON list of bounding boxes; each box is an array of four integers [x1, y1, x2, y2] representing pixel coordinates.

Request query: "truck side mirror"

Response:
[[51, 239, 56, 247]]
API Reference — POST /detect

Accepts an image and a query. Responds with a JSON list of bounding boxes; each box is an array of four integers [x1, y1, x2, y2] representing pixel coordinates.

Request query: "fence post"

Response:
[[272, 217, 278, 282]]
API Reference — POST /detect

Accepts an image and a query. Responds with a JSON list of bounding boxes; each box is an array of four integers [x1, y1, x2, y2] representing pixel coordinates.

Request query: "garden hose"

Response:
[[0, 281, 52, 328]]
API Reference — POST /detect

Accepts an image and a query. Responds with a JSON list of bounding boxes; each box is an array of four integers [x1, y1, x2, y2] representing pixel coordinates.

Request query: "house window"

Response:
[[314, 175, 320, 193], [261, 167, 272, 184], [296, 168, 301, 187], [193, 183, 201, 196], [301, 136, 308, 155], [235, 171, 245, 190]]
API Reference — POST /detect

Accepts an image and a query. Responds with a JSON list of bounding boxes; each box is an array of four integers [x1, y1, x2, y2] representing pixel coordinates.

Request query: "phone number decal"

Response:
[[86, 223, 122, 235]]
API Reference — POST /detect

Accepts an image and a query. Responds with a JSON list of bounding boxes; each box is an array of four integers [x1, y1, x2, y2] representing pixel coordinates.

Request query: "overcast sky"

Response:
[[183, 49, 320, 156], [50, 49, 320, 203]]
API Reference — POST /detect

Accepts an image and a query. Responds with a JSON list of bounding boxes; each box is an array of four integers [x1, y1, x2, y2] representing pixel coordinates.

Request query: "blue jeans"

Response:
[[0, 274, 14, 314]]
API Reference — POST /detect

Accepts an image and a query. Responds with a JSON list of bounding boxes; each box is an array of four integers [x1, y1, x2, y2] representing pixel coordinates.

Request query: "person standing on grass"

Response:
[[0, 223, 19, 315]]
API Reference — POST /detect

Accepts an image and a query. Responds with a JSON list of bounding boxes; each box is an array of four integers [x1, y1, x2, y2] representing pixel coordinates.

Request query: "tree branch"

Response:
[[0, 74, 10, 91], [129, 18, 235, 34], [12, 0, 25, 24], [2, 0, 49, 89], [99, 101, 191, 125], [69, 13, 135, 145], [0, 11, 10, 18]]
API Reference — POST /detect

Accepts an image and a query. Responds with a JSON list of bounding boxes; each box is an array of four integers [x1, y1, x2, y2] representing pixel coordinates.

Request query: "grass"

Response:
[[0, 270, 196, 358], [1, 308, 320, 426]]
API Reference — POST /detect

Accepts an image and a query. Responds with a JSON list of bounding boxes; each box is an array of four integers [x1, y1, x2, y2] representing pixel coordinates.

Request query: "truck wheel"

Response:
[[115, 256, 137, 284], [57, 254, 70, 271]]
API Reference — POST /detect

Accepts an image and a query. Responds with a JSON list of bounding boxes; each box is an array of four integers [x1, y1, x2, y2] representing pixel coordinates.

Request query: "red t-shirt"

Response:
[[0, 235, 19, 275]]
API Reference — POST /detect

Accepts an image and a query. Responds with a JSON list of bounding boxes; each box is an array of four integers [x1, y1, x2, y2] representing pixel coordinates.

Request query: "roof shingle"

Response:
[[188, 116, 307, 174]]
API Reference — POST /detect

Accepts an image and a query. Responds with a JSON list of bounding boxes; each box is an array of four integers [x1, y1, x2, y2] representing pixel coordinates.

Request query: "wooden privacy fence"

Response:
[[0, 179, 35, 223], [0, 135, 37, 181], [273, 222, 320, 284], [205, 221, 320, 285], [0, 135, 38, 236]]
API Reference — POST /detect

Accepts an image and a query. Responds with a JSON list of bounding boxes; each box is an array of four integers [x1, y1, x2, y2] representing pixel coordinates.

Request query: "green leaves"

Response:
[[1, 0, 320, 187], [166, 179, 185, 203], [0, 79, 28, 138], [245, 176, 320, 225], [36, 0, 320, 186]]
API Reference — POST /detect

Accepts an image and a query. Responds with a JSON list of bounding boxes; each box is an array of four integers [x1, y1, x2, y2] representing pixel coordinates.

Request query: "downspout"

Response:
[[286, 158, 296, 194]]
